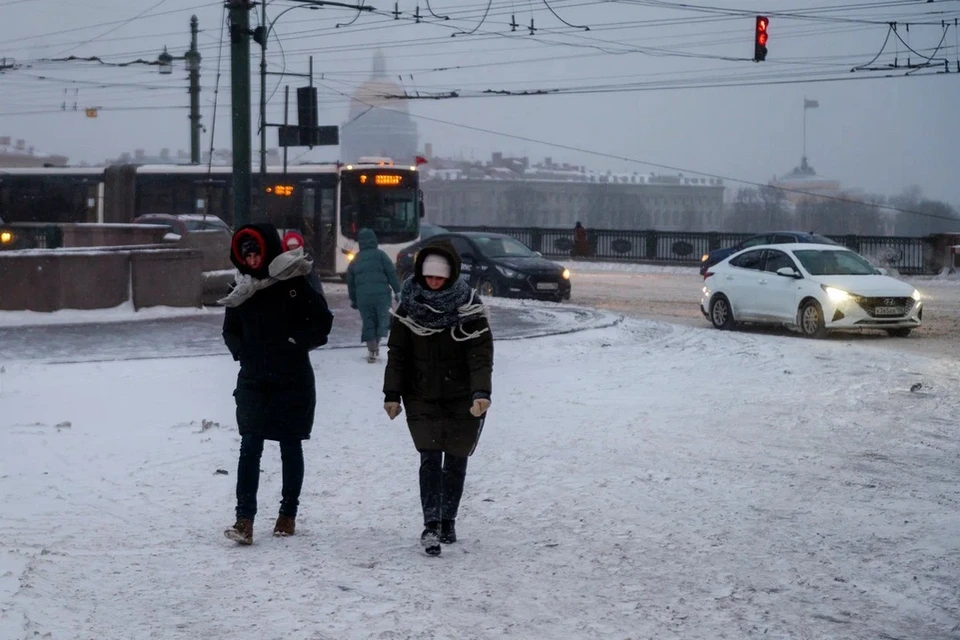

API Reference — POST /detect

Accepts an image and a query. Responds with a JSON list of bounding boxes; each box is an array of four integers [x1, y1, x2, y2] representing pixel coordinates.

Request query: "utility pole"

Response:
[[228, 0, 253, 227], [187, 16, 202, 165]]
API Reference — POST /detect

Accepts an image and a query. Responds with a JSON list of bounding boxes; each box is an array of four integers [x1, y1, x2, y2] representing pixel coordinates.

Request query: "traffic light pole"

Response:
[[229, 0, 253, 227]]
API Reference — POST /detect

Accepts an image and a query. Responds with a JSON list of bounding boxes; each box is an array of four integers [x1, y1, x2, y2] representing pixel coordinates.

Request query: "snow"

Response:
[[0, 301, 219, 328], [1, 316, 958, 639]]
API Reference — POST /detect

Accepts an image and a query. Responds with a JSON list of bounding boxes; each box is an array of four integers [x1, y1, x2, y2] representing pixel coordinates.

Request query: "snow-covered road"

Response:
[[564, 261, 960, 361], [1, 315, 958, 639]]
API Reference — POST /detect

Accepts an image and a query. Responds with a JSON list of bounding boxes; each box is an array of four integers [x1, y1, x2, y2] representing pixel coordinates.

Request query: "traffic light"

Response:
[[754, 16, 769, 62]]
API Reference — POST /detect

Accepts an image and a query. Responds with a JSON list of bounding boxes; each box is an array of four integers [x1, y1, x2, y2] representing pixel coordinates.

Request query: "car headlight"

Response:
[[562, 268, 570, 280], [821, 285, 851, 303], [700, 253, 709, 262], [496, 265, 521, 279], [0, 231, 12, 244], [342, 248, 355, 262], [911, 289, 921, 301]]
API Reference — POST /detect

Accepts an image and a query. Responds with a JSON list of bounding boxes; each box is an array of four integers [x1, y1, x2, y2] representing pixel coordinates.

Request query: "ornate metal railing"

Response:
[[445, 226, 931, 274]]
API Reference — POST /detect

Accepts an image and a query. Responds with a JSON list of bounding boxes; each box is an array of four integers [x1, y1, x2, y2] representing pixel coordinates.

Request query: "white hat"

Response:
[[421, 254, 451, 279]]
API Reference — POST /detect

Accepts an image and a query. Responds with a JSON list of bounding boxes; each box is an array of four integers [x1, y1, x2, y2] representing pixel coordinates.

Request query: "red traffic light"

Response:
[[754, 15, 769, 62]]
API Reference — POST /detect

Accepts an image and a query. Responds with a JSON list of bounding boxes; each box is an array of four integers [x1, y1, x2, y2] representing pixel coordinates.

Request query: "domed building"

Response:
[[341, 51, 419, 163]]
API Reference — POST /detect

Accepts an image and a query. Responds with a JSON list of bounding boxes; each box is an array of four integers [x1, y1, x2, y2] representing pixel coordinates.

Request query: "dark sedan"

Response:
[[396, 232, 572, 301], [699, 231, 840, 276]]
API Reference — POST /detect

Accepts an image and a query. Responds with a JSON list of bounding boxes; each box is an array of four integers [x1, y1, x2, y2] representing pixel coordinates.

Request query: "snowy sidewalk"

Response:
[[1, 318, 958, 639], [0, 288, 616, 364]]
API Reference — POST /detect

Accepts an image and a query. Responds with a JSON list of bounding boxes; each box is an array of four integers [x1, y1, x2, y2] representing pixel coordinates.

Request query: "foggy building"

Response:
[[421, 153, 726, 231], [769, 156, 842, 205], [340, 51, 419, 164], [0, 137, 68, 168], [104, 148, 282, 166]]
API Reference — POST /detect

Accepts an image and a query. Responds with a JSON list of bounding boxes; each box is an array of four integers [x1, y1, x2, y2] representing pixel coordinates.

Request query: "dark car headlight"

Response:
[[496, 265, 522, 279]]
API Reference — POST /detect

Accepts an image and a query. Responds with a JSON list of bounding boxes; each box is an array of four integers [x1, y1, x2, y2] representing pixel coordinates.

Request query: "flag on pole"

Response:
[[804, 99, 819, 109]]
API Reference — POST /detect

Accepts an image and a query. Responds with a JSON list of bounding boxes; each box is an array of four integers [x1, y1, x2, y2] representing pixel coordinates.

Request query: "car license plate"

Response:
[[536, 282, 559, 291], [874, 306, 903, 316]]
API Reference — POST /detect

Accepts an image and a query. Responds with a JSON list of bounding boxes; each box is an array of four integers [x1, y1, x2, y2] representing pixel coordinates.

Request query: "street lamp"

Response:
[[255, 2, 321, 219], [156, 16, 202, 164], [255, 0, 374, 218], [158, 47, 174, 75]]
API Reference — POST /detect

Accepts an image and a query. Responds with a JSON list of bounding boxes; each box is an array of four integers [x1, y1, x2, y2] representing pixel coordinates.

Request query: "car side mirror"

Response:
[[776, 267, 801, 279], [418, 190, 425, 219]]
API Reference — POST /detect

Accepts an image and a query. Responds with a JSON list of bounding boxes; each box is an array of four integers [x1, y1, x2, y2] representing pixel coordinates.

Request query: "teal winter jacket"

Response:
[[346, 228, 402, 309]]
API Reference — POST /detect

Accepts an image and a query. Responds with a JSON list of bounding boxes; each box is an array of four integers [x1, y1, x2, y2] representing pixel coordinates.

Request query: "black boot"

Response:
[[439, 519, 457, 544], [421, 521, 441, 556]]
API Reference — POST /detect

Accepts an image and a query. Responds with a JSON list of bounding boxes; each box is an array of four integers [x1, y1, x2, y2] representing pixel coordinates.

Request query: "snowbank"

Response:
[[0, 301, 221, 328]]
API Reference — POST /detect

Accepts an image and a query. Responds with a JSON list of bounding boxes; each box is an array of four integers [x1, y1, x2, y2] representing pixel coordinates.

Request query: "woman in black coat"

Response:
[[383, 240, 494, 556], [221, 223, 333, 545]]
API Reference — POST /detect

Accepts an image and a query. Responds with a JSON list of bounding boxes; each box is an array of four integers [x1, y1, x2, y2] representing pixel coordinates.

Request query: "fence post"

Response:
[[531, 228, 542, 254], [645, 230, 658, 260], [707, 231, 720, 251]]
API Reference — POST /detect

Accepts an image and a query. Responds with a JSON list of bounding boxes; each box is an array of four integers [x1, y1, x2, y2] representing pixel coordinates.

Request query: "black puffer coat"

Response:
[[223, 223, 333, 441], [383, 241, 494, 457]]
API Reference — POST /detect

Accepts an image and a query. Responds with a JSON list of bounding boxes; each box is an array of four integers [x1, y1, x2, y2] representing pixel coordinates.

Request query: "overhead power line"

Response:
[[318, 79, 959, 222]]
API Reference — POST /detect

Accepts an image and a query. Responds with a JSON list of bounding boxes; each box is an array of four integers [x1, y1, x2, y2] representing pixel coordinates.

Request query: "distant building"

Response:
[[104, 148, 282, 166], [340, 51, 419, 164], [0, 137, 68, 168], [421, 152, 726, 231], [769, 156, 842, 205]]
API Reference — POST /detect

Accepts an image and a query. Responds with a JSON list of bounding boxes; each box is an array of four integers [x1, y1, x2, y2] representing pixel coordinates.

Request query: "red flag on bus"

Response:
[[415, 156, 428, 166]]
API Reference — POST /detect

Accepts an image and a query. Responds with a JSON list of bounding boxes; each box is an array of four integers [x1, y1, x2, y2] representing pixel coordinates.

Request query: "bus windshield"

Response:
[[340, 171, 419, 244]]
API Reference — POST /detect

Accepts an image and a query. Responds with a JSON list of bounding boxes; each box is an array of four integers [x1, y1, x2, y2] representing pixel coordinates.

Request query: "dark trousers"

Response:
[[419, 451, 468, 525], [235, 434, 304, 521]]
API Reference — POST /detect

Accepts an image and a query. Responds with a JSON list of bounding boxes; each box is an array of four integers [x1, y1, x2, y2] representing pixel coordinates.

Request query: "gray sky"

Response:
[[2, 0, 958, 205]]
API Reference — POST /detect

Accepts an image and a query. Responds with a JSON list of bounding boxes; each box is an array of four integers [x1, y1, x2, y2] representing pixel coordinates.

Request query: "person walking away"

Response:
[[281, 230, 324, 295], [221, 223, 334, 545], [346, 228, 402, 363], [572, 221, 589, 259], [382, 241, 494, 556]]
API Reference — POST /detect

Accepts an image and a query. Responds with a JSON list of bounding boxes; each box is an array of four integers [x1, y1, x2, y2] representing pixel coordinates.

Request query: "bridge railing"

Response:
[[445, 226, 933, 274]]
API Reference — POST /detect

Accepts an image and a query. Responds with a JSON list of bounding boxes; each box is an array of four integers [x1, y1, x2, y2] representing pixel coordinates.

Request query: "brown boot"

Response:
[[273, 515, 296, 537], [224, 518, 253, 545]]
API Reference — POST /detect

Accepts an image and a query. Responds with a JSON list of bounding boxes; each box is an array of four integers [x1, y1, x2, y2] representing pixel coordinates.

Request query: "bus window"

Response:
[[0, 176, 91, 223], [136, 175, 180, 214], [340, 172, 418, 244]]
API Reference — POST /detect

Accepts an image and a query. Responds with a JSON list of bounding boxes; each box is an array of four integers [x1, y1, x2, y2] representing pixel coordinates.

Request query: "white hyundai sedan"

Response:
[[700, 243, 922, 338]]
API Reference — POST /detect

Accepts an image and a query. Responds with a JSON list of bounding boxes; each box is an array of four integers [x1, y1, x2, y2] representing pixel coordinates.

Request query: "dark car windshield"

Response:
[[473, 236, 537, 258], [794, 249, 879, 275], [182, 216, 230, 232]]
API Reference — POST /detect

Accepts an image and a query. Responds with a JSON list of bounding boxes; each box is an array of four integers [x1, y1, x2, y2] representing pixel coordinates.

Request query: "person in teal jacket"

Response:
[[347, 228, 402, 362]]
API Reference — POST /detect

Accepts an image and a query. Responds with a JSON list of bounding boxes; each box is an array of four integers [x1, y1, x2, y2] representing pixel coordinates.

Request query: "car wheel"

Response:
[[798, 300, 827, 338], [886, 328, 912, 338], [478, 279, 497, 297], [709, 295, 736, 330]]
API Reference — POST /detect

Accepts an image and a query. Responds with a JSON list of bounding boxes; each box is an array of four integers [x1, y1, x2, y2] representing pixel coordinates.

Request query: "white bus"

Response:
[[0, 158, 423, 275]]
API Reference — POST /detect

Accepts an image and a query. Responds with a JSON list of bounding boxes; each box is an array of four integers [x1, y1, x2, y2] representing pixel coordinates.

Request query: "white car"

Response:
[[700, 243, 922, 338]]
